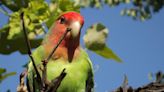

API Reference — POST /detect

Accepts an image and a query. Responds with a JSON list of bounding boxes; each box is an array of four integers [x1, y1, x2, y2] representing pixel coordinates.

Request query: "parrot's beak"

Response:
[[69, 21, 81, 38]]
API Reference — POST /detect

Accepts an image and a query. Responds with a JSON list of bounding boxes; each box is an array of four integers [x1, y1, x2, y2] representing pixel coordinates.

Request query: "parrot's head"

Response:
[[57, 11, 84, 38], [43, 12, 84, 61]]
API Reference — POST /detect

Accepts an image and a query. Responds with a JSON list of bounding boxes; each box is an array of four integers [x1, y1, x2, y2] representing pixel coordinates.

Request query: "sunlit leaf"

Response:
[[83, 23, 108, 50], [8, 12, 22, 39], [83, 23, 122, 62], [94, 45, 122, 62]]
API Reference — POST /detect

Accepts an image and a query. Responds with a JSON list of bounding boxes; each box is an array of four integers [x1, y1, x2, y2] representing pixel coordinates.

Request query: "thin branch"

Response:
[[41, 28, 71, 90], [46, 68, 67, 92], [20, 12, 43, 89]]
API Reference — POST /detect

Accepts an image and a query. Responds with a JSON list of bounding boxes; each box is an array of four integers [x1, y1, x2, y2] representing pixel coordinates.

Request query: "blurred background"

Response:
[[0, 0, 164, 92]]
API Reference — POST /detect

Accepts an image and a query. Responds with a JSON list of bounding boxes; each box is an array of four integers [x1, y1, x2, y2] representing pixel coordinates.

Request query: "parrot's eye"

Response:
[[59, 17, 66, 24]]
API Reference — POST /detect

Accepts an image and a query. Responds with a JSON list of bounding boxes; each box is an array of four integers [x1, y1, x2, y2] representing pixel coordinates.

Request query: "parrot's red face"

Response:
[[57, 12, 84, 38]]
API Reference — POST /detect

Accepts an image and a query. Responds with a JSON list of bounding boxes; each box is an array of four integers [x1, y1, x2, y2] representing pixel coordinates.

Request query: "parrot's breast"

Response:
[[46, 49, 92, 92], [27, 46, 93, 92]]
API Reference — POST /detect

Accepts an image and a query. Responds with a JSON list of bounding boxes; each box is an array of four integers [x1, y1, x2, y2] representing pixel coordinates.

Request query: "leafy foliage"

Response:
[[83, 23, 122, 62], [105, 0, 164, 21], [73, 0, 164, 21], [120, 0, 164, 21]]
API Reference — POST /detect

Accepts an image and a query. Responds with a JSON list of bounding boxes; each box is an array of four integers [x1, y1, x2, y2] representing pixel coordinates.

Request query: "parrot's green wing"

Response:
[[27, 47, 94, 92]]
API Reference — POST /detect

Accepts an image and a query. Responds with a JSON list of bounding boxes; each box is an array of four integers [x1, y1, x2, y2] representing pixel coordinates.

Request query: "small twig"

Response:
[[46, 68, 67, 92], [20, 12, 32, 54], [20, 12, 43, 89], [41, 28, 71, 90]]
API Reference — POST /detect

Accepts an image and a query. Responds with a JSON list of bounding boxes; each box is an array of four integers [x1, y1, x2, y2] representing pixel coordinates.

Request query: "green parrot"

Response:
[[27, 12, 94, 92]]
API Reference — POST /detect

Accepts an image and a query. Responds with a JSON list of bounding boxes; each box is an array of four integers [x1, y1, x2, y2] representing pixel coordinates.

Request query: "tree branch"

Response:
[[20, 12, 43, 89]]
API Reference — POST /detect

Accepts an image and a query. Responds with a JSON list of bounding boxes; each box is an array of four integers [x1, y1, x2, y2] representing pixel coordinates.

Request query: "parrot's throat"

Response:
[[67, 37, 80, 62], [43, 31, 80, 62]]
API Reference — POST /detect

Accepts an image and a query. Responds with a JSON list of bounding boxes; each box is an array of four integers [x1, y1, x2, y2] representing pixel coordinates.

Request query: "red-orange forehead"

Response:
[[61, 12, 84, 25]]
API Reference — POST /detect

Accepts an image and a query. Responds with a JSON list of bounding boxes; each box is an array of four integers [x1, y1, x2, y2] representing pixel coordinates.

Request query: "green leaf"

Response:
[[58, 0, 80, 12], [8, 12, 22, 39], [83, 23, 108, 50], [94, 45, 122, 62], [5, 2, 48, 37], [0, 72, 16, 81], [83, 23, 122, 62]]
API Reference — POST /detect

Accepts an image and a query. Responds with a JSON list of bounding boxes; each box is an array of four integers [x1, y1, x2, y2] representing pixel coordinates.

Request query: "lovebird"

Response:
[[27, 12, 94, 92]]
